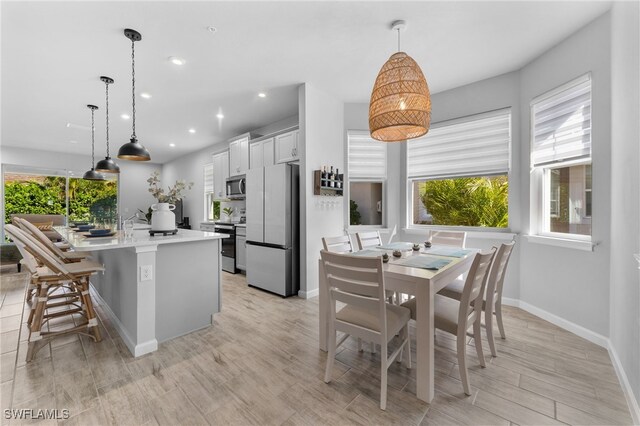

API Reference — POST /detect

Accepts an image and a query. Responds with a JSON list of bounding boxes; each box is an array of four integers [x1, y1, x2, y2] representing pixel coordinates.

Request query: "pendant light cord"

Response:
[[397, 28, 401, 52], [91, 108, 95, 167], [105, 81, 110, 156], [131, 39, 136, 139]]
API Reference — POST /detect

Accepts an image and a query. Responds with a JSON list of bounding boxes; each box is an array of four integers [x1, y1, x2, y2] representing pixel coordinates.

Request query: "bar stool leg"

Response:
[[26, 282, 49, 362], [77, 277, 102, 342]]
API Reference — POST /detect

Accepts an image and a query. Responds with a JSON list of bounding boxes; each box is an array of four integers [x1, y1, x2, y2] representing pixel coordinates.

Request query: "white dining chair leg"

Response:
[[380, 347, 388, 410], [473, 319, 486, 368], [324, 326, 336, 383], [457, 332, 471, 396], [495, 301, 506, 339], [485, 309, 498, 357], [370, 342, 376, 353], [403, 325, 412, 368], [357, 338, 363, 352]]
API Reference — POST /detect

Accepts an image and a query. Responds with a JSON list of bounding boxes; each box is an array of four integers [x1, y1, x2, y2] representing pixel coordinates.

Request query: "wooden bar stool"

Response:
[[5, 225, 104, 362]]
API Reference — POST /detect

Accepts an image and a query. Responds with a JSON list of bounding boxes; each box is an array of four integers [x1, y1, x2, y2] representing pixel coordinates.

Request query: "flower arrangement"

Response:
[[147, 171, 194, 204]]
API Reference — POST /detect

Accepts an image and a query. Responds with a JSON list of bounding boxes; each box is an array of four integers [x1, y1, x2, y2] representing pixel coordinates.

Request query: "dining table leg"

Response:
[[415, 283, 435, 403], [318, 258, 328, 351]]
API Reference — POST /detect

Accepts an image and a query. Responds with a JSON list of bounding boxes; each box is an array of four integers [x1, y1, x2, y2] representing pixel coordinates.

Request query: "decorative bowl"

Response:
[[392, 250, 402, 258], [424, 241, 432, 248], [72, 221, 89, 227], [77, 225, 95, 231], [412, 243, 421, 251], [89, 228, 111, 235], [382, 253, 390, 263]]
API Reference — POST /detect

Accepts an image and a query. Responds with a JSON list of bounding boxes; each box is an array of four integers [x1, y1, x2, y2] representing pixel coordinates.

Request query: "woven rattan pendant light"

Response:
[[369, 20, 431, 142]]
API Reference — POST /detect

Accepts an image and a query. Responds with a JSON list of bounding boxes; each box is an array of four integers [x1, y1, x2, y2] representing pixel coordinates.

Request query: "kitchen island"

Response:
[[55, 227, 226, 357]]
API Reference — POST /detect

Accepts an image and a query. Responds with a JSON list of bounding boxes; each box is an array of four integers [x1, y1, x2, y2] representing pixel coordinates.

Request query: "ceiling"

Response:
[[1, 1, 611, 164]]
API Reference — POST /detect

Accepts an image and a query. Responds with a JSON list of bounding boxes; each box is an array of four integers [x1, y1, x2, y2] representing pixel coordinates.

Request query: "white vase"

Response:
[[151, 203, 176, 231]]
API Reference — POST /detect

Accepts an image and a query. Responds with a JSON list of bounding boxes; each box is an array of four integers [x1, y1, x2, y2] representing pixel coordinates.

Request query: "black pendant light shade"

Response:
[[83, 104, 106, 181], [118, 28, 151, 161], [118, 137, 151, 161], [95, 157, 120, 173], [95, 76, 120, 174]]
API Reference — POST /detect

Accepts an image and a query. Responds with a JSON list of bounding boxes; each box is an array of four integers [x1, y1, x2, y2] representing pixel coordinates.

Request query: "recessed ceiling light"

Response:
[[258, 92, 266, 98], [69, 140, 77, 144], [169, 56, 185, 66], [216, 113, 224, 119], [169, 143, 176, 147], [140, 93, 152, 99], [188, 128, 196, 134], [121, 114, 130, 120], [207, 26, 217, 33], [66, 122, 71, 128]]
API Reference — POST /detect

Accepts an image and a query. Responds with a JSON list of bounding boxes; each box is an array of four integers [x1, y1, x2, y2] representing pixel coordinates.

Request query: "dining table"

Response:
[[318, 244, 478, 404]]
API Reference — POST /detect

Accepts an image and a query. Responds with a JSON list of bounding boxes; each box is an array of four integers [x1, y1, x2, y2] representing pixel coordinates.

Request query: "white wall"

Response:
[[161, 115, 299, 228], [609, 0, 640, 408], [299, 83, 344, 297], [519, 13, 612, 336], [0, 146, 161, 218]]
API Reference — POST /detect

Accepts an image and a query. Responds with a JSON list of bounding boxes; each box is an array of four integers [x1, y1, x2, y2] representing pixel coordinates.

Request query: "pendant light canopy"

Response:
[[117, 28, 151, 162], [369, 20, 431, 142], [83, 104, 106, 181], [95, 76, 120, 174]]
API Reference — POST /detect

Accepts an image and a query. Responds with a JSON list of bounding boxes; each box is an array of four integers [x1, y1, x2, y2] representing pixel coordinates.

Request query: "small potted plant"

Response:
[[222, 207, 234, 221]]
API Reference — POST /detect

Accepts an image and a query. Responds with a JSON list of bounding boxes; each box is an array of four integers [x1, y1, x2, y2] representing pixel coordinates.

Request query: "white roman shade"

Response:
[[531, 74, 591, 166], [407, 108, 511, 179], [348, 131, 387, 179], [203, 163, 214, 193]]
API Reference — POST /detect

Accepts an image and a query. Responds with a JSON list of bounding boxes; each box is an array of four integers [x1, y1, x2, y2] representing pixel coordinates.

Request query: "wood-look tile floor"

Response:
[[0, 269, 634, 425]]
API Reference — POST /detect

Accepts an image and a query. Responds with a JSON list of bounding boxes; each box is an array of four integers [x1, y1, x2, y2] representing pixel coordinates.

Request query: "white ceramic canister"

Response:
[[150, 203, 176, 231]]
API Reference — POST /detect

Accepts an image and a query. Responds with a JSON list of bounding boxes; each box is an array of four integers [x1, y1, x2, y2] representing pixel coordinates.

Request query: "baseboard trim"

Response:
[[501, 296, 640, 423], [298, 288, 319, 299], [89, 283, 138, 356], [608, 342, 640, 425]]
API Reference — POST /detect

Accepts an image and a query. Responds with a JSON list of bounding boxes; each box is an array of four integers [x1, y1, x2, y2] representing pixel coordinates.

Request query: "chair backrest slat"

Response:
[[332, 288, 379, 311], [322, 235, 353, 253], [428, 230, 467, 248], [355, 231, 383, 250]]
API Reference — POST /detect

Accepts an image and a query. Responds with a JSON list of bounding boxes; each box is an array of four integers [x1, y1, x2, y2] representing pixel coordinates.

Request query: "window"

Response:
[[347, 131, 386, 227], [531, 74, 592, 239], [203, 163, 219, 221], [407, 108, 511, 228], [3, 166, 118, 227]]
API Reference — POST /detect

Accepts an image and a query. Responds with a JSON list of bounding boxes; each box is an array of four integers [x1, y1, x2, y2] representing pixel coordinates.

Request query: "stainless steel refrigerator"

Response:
[[246, 163, 299, 297]]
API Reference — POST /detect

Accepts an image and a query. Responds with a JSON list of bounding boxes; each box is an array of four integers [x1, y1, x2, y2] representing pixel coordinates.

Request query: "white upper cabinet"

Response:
[[274, 130, 299, 164], [212, 150, 229, 200], [229, 135, 249, 176], [249, 137, 275, 170]]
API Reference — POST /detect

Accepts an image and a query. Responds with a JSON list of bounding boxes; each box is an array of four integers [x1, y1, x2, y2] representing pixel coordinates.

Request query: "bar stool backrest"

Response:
[[14, 217, 67, 260], [6, 225, 71, 278], [5, 224, 40, 275]]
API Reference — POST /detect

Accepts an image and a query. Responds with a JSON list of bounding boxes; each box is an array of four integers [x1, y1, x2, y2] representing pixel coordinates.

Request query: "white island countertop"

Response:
[[55, 227, 227, 252]]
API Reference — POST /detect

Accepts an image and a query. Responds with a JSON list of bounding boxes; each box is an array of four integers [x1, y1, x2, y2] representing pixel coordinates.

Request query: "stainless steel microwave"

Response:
[[226, 175, 246, 199]]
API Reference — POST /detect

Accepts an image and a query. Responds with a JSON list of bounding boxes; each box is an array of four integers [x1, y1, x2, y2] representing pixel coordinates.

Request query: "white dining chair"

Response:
[[355, 231, 383, 250], [322, 235, 354, 253], [427, 230, 467, 247], [321, 250, 411, 410], [402, 249, 495, 395], [439, 241, 515, 357]]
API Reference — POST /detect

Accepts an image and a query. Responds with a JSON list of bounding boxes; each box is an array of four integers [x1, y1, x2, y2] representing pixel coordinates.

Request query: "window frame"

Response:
[[404, 108, 512, 233], [529, 74, 593, 245], [345, 131, 387, 231]]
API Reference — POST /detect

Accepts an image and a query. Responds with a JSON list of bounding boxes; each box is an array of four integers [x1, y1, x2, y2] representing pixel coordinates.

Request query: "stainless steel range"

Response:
[[214, 222, 237, 273]]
